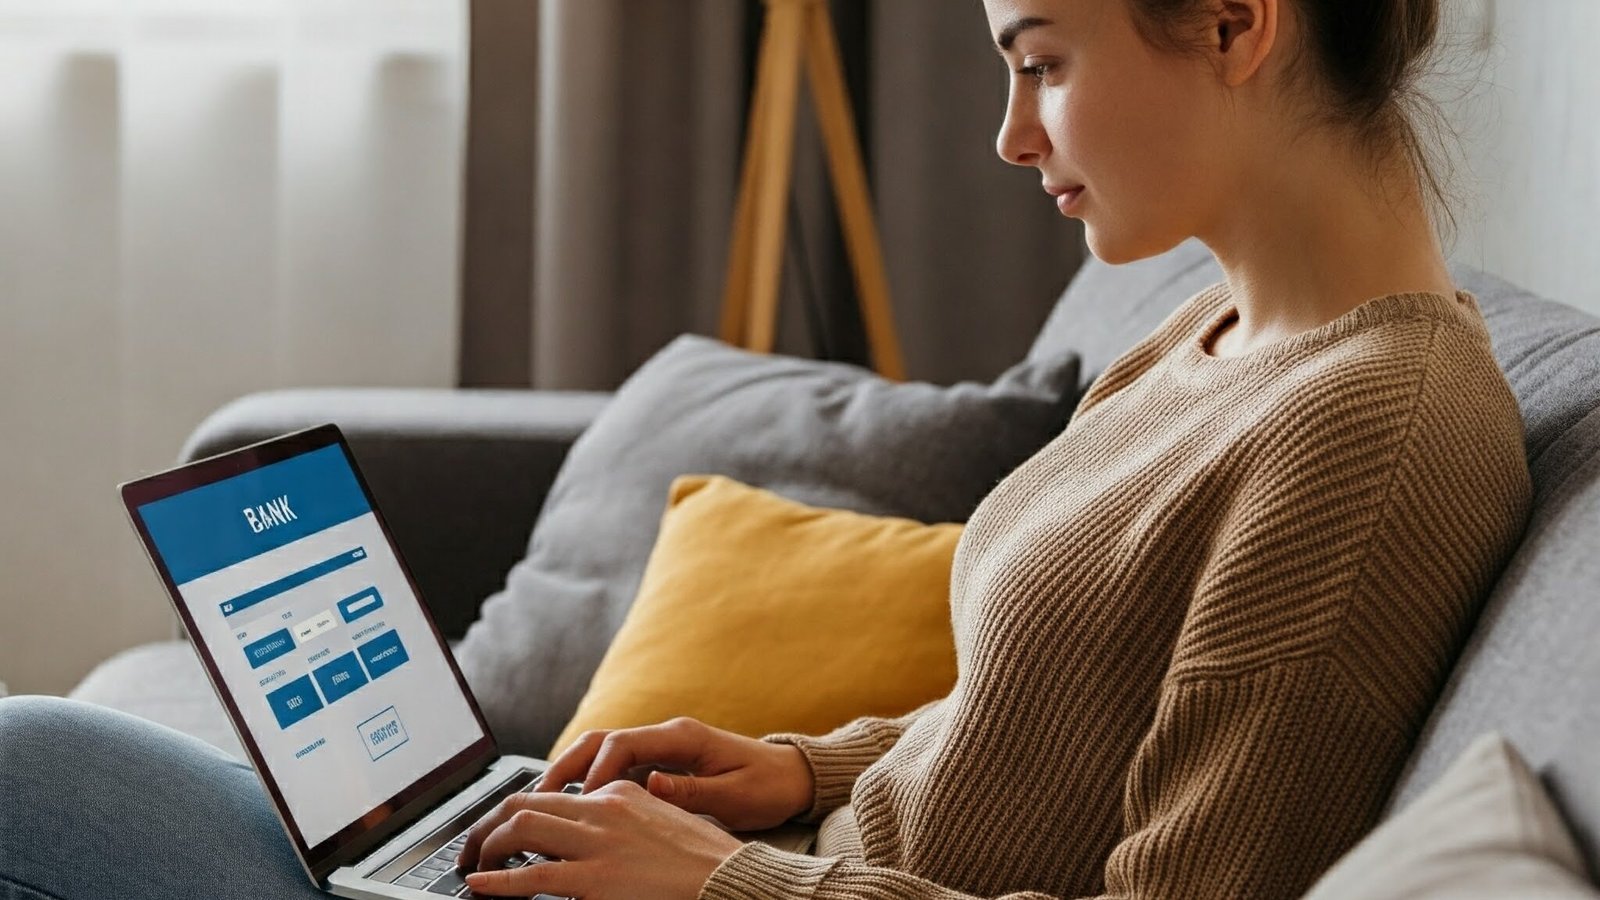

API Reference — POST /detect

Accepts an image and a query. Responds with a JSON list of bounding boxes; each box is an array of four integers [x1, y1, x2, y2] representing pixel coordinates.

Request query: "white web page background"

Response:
[[177, 513, 483, 848]]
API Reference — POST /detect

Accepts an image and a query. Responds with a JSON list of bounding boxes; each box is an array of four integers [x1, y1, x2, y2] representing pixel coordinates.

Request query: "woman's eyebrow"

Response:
[[994, 16, 1054, 54]]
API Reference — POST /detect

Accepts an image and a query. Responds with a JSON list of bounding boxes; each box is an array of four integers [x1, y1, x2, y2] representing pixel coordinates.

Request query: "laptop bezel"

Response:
[[118, 423, 500, 884]]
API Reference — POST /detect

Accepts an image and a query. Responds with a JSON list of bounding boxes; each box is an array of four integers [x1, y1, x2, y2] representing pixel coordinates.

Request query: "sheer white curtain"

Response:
[[0, 0, 466, 695]]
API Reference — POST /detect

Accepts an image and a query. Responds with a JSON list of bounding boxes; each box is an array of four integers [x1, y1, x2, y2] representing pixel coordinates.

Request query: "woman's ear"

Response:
[[1210, 0, 1278, 88]]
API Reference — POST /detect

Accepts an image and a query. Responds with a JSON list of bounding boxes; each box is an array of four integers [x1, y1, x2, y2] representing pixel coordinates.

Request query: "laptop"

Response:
[[118, 423, 578, 898]]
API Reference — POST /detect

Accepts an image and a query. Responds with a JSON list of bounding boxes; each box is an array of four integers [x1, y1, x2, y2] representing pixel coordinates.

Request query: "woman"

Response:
[[0, 0, 1531, 898]]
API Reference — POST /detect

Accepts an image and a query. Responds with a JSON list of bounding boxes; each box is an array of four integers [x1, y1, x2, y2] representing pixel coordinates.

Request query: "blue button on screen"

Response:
[[266, 675, 323, 730], [357, 629, 409, 681], [312, 651, 369, 705], [337, 587, 384, 623], [243, 628, 296, 670]]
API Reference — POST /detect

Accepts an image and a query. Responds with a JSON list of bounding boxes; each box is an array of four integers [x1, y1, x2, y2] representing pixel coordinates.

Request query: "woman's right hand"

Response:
[[532, 716, 816, 833]]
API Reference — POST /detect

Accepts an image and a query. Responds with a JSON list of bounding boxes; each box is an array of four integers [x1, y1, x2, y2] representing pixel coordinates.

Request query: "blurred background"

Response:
[[1, 0, 1596, 698]]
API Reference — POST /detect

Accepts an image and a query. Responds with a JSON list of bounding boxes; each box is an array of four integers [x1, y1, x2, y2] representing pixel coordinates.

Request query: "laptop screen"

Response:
[[123, 430, 492, 872]]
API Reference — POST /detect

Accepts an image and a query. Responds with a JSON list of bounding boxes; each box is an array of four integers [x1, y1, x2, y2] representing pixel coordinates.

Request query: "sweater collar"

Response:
[[1175, 282, 1487, 376]]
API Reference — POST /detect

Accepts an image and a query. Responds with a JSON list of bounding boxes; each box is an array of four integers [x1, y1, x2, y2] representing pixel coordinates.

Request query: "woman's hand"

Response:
[[532, 716, 816, 832], [455, 778, 744, 899]]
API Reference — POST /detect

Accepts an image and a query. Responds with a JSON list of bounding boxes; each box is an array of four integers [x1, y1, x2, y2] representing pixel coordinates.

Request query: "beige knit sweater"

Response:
[[699, 283, 1532, 899]]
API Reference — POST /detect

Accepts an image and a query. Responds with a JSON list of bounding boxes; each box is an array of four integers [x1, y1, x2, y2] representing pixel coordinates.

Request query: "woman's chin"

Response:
[[1084, 223, 1192, 266], [1083, 227, 1147, 266]]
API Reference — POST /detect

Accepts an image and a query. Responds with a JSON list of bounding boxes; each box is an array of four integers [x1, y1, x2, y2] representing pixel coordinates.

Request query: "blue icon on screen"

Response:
[[357, 630, 409, 681], [312, 651, 369, 705], [243, 628, 296, 669], [266, 675, 323, 730]]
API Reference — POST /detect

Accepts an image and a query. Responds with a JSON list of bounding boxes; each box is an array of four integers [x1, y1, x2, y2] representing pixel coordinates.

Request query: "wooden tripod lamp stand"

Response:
[[718, 0, 906, 381]]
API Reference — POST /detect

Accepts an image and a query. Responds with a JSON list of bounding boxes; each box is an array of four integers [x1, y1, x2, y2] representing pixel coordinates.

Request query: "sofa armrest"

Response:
[[182, 388, 612, 638]]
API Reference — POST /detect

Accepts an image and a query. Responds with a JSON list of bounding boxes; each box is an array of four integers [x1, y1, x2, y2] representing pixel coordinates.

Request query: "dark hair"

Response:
[[1128, 0, 1455, 236]]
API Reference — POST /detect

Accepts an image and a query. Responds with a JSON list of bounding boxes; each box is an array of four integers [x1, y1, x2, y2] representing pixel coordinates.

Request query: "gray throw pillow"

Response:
[[455, 334, 1083, 756]]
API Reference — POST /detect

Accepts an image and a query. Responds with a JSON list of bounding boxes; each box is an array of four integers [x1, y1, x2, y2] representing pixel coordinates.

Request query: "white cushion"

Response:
[[1304, 732, 1597, 898]]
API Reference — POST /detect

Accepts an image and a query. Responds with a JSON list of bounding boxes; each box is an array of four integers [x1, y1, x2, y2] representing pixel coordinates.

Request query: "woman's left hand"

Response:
[[456, 778, 747, 899]]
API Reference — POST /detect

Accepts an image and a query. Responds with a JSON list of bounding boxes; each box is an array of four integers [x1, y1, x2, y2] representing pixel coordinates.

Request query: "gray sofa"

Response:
[[71, 239, 1600, 874]]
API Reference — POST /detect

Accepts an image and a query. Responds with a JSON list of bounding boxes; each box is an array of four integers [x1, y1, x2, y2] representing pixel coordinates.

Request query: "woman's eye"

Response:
[[1016, 63, 1054, 85]]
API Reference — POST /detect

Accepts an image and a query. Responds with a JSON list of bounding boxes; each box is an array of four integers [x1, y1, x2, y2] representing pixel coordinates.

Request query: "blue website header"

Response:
[[139, 444, 371, 585]]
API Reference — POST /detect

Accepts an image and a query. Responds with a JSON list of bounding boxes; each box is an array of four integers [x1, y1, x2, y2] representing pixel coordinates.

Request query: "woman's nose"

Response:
[[995, 103, 1047, 167]]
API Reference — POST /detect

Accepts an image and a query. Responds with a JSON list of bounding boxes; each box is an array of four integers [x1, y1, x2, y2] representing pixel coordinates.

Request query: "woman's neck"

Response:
[[1197, 138, 1455, 356]]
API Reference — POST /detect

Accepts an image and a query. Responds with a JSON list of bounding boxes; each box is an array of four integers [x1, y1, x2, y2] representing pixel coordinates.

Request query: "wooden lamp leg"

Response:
[[802, 0, 905, 380], [744, 0, 807, 355], [718, 14, 771, 347], [719, 0, 905, 380], [720, 0, 806, 353]]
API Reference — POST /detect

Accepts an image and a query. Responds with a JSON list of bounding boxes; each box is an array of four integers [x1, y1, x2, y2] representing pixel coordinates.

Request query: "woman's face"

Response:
[[984, 0, 1241, 263]]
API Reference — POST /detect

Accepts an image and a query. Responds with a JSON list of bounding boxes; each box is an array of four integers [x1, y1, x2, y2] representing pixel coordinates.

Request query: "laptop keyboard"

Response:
[[391, 780, 582, 900]]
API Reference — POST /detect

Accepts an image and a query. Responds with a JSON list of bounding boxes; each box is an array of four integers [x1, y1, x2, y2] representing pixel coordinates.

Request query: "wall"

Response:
[[1445, 0, 1600, 313]]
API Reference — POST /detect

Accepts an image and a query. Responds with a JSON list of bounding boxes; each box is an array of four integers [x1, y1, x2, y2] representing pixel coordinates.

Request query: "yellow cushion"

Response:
[[549, 474, 961, 758]]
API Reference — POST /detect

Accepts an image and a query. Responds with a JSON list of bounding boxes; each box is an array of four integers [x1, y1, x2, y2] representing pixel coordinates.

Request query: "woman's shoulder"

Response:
[[1249, 308, 1528, 499], [1267, 289, 1497, 406]]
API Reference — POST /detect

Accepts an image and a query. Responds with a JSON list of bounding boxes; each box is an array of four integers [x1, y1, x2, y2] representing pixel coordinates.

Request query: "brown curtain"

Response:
[[460, 0, 1085, 390]]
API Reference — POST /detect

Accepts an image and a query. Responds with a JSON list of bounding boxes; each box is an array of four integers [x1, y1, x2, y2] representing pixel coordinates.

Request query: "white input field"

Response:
[[293, 609, 338, 644]]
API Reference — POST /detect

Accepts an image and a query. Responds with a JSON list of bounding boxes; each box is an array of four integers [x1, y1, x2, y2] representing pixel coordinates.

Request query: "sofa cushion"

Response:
[[1034, 240, 1600, 871], [1449, 268, 1600, 478], [68, 640, 244, 760], [455, 335, 1082, 756], [550, 475, 962, 758]]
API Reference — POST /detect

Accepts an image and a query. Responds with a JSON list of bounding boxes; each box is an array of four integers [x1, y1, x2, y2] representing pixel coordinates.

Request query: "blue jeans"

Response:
[[0, 696, 324, 900]]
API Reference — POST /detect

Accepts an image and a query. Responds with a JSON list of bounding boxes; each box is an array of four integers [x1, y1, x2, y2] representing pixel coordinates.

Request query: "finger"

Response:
[[464, 860, 584, 898], [647, 768, 727, 812], [475, 808, 593, 871], [535, 730, 611, 792], [457, 791, 587, 869], [583, 718, 705, 793]]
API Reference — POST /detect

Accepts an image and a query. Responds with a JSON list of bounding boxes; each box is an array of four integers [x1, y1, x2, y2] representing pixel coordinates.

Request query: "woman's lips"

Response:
[[1055, 186, 1085, 214]]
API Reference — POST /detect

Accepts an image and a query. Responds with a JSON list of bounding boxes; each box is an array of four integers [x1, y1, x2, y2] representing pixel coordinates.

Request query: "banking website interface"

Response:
[[136, 444, 485, 849]]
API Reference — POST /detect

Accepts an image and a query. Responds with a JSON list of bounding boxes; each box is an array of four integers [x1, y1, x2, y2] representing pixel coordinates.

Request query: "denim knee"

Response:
[[0, 696, 320, 900], [0, 695, 102, 771]]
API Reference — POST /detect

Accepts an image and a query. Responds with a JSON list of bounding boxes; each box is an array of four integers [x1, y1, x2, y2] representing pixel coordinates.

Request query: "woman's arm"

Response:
[[703, 659, 1403, 900], [759, 696, 946, 824]]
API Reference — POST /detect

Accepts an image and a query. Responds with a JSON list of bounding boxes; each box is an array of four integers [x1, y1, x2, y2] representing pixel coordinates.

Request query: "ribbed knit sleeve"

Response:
[[701, 841, 1057, 900], [758, 697, 944, 825], [702, 662, 1399, 900]]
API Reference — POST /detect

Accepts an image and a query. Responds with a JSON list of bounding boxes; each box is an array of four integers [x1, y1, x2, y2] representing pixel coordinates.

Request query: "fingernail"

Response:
[[653, 772, 675, 797], [465, 872, 485, 884]]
